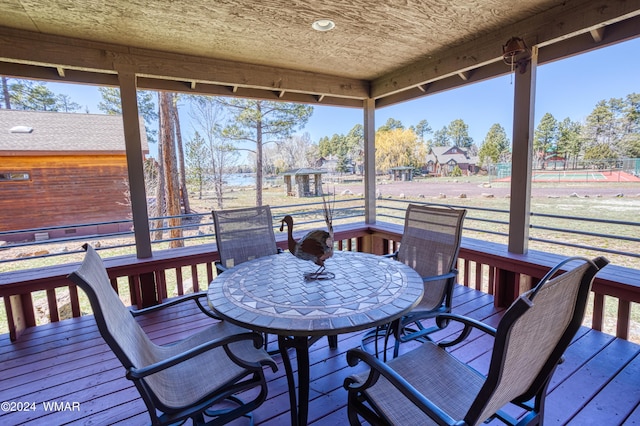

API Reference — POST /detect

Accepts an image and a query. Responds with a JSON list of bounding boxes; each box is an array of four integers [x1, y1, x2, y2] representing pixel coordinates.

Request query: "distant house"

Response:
[[315, 155, 355, 174], [0, 110, 148, 242], [543, 153, 566, 170], [424, 146, 478, 176]]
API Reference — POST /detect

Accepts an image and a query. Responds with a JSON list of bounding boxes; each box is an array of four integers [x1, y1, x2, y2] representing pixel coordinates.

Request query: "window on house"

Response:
[[0, 172, 30, 181]]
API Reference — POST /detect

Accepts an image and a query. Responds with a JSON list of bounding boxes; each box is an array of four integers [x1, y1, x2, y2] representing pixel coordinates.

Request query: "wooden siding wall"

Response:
[[0, 155, 132, 240]]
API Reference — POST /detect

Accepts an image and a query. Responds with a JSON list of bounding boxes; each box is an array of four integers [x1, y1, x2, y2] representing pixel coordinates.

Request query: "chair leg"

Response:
[[327, 335, 338, 349], [264, 332, 280, 355]]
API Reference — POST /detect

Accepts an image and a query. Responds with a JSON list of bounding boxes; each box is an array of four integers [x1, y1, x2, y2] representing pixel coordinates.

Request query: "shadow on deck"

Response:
[[1, 285, 639, 425]]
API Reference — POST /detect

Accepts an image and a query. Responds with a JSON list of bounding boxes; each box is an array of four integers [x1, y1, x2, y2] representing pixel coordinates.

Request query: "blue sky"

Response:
[[48, 37, 640, 157], [303, 37, 640, 146]]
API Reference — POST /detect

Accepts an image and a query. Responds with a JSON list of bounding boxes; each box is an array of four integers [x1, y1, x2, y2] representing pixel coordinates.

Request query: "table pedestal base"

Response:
[[278, 335, 311, 426], [277, 334, 339, 425]]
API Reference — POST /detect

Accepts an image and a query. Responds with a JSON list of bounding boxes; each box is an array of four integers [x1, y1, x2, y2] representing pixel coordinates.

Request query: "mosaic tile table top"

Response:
[[208, 250, 424, 336]]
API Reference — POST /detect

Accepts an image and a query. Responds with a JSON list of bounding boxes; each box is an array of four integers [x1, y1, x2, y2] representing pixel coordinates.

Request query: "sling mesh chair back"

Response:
[[68, 244, 277, 426], [371, 204, 466, 358], [345, 256, 608, 426], [212, 205, 279, 274]]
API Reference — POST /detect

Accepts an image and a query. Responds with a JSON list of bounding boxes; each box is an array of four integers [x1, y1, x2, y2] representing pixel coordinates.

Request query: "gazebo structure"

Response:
[[282, 168, 326, 197], [390, 166, 414, 181]]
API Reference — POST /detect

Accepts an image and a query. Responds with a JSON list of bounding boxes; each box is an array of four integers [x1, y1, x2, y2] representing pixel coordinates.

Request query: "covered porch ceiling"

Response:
[[0, 0, 639, 108]]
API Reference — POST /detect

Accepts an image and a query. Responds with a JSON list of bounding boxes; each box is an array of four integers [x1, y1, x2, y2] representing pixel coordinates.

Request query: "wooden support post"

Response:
[[116, 67, 152, 259], [508, 46, 537, 254], [363, 98, 376, 224]]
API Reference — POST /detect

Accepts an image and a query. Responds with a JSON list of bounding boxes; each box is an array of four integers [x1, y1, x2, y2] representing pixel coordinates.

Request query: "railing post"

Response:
[[494, 269, 533, 307], [617, 299, 630, 340], [356, 234, 384, 254], [139, 272, 160, 308], [5, 293, 35, 341]]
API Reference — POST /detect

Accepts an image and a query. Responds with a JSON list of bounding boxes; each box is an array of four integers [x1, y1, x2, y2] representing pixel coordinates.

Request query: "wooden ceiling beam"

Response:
[[136, 76, 364, 107], [0, 26, 369, 102], [371, 0, 640, 99], [0, 61, 119, 86], [376, 61, 507, 108]]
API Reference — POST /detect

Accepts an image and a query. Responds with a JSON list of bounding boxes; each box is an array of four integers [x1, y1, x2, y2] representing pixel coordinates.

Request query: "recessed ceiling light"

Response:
[[9, 125, 33, 133], [312, 19, 335, 32]]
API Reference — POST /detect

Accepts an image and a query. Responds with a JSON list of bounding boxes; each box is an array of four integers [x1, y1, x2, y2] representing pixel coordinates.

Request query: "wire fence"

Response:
[[494, 158, 640, 182], [1, 196, 639, 271]]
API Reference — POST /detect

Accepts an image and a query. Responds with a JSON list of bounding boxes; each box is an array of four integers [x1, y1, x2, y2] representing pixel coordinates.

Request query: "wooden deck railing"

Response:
[[1, 222, 638, 342]]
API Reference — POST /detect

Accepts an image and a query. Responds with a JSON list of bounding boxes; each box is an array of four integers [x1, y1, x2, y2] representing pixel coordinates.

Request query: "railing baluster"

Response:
[[110, 278, 119, 293], [130, 275, 143, 309], [46, 288, 59, 323], [592, 293, 605, 332], [69, 285, 81, 317], [1, 224, 638, 343], [488, 265, 495, 295], [463, 259, 471, 288], [191, 264, 199, 292], [475, 263, 483, 291], [617, 299, 630, 340], [176, 267, 184, 296], [156, 270, 167, 302], [205, 262, 214, 287]]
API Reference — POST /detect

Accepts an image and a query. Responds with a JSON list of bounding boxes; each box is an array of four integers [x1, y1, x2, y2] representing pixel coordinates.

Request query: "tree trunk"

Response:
[[256, 103, 263, 206], [154, 95, 165, 241], [2, 77, 11, 109], [160, 92, 183, 248], [172, 94, 190, 214]]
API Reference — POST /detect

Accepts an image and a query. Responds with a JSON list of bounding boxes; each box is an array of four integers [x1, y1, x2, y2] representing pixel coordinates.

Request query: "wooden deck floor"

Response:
[[1, 285, 639, 425]]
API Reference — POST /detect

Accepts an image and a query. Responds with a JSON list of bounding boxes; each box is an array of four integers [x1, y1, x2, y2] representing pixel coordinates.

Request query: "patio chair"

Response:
[[68, 244, 277, 426], [213, 205, 339, 351], [344, 256, 609, 426], [212, 205, 280, 275], [213, 205, 285, 352], [363, 204, 466, 359]]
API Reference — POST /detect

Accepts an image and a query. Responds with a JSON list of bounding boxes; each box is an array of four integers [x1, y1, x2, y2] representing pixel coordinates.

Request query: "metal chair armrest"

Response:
[[422, 269, 457, 283], [383, 251, 399, 260], [131, 292, 220, 319], [344, 348, 461, 425], [128, 331, 275, 379], [435, 313, 497, 348]]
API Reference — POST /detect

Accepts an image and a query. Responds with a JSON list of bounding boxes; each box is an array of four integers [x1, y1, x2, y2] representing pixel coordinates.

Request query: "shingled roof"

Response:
[[0, 109, 148, 155]]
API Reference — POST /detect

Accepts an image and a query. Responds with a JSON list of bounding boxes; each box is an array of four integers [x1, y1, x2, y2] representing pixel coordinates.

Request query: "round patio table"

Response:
[[207, 250, 423, 426]]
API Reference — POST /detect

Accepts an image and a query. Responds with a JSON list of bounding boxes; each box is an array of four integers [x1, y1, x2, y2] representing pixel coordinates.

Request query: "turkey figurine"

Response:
[[279, 193, 335, 280]]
